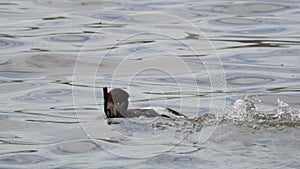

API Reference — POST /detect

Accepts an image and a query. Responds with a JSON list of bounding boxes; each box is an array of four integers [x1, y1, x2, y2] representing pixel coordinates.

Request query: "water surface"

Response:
[[0, 0, 299, 168]]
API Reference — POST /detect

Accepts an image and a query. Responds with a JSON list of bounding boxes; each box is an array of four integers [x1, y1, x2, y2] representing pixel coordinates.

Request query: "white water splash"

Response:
[[216, 98, 300, 127], [216, 99, 257, 122], [274, 98, 300, 121]]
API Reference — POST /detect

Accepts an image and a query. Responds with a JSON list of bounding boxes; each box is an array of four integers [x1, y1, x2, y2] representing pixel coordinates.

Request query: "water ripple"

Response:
[[1, 0, 299, 168], [232, 27, 286, 35], [21, 54, 76, 70], [51, 140, 99, 154], [227, 75, 274, 85], [0, 82, 42, 94], [0, 38, 24, 50], [45, 34, 90, 43], [36, 20, 66, 27], [120, 13, 182, 24], [213, 17, 262, 25], [12, 89, 72, 103], [34, 0, 118, 10], [146, 154, 206, 167], [0, 71, 40, 79], [194, 3, 290, 14], [213, 17, 298, 26], [0, 154, 50, 165]]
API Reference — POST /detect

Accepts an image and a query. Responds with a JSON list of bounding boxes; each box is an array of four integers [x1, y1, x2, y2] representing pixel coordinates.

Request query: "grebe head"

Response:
[[106, 88, 129, 118]]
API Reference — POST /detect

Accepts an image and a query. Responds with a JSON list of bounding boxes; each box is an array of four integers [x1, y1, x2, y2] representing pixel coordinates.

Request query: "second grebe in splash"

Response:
[[103, 87, 187, 119]]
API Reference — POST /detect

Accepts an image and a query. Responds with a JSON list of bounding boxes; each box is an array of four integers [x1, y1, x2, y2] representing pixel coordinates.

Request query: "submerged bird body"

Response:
[[103, 87, 187, 119]]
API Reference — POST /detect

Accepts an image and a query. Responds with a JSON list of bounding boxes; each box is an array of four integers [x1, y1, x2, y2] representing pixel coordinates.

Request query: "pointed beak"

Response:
[[103, 87, 109, 118]]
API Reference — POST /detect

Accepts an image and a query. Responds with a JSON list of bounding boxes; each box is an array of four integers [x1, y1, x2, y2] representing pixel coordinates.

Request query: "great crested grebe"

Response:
[[103, 87, 187, 119]]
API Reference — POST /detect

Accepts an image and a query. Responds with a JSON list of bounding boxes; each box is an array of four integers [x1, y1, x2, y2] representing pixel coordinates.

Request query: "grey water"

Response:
[[0, 0, 300, 168]]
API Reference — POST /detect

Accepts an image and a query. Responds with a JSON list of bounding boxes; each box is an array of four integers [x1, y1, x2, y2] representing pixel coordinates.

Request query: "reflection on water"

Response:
[[0, 0, 300, 168]]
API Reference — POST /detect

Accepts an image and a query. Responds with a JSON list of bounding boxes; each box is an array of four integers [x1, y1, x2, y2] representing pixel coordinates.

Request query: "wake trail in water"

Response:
[[147, 98, 300, 133], [104, 98, 300, 147]]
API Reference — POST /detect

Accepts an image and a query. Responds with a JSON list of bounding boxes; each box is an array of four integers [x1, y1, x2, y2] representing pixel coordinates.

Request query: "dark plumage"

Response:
[[103, 87, 187, 119]]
